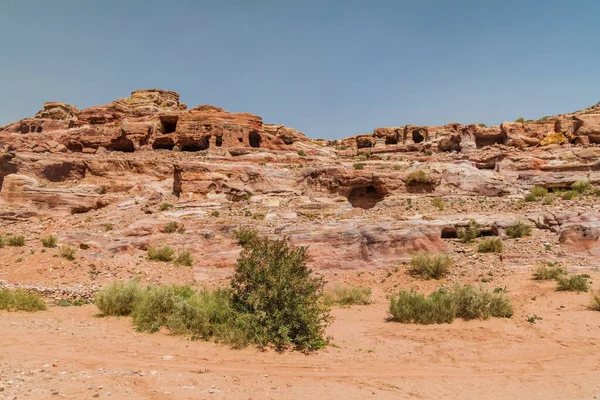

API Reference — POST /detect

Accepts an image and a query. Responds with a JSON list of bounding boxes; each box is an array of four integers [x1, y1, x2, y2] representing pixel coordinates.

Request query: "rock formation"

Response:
[[1, 88, 600, 279]]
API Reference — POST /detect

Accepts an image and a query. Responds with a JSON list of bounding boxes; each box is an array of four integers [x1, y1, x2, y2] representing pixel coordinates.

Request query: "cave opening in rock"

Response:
[[180, 138, 209, 152], [238, 137, 243, 143], [160, 116, 178, 134], [152, 137, 175, 150], [216, 136, 223, 147], [106, 137, 135, 152], [441, 227, 457, 238], [66, 142, 83, 152], [475, 134, 505, 148], [347, 185, 386, 210], [249, 131, 262, 148], [385, 135, 399, 145], [412, 130, 425, 143]]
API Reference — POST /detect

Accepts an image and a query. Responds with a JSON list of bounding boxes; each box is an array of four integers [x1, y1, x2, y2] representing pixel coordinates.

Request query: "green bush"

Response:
[[0, 236, 5, 248], [431, 197, 445, 210], [132, 284, 196, 332], [530, 186, 548, 197], [7, 235, 25, 247], [95, 280, 142, 316], [556, 275, 590, 292], [353, 162, 365, 170], [533, 264, 567, 280], [389, 289, 456, 324], [102, 223, 113, 231], [524, 193, 537, 202], [0, 289, 46, 312], [147, 245, 175, 262], [231, 238, 330, 351], [405, 170, 431, 186], [174, 250, 194, 267], [323, 285, 371, 306], [478, 237, 504, 253], [515, 117, 526, 123], [591, 290, 600, 311], [59, 246, 76, 261], [542, 195, 555, 205], [234, 228, 261, 247], [297, 150, 307, 157], [41, 235, 58, 248], [457, 220, 481, 243], [389, 284, 512, 325], [452, 284, 513, 320], [561, 190, 578, 200], [506, 221, 532, 238], [163, 221, 179, 233], [210, 210, 220, 218], [571, 180, 590, 194], [410, 253, 453, 279], [159, 202, 173, 211]]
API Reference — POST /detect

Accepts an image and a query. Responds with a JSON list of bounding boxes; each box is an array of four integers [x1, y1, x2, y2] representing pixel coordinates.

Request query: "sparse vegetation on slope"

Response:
[[478, 237, 504, 253], [7, 235, 25, 247], [405, 170, 431, 186], [556, 275, 590, 292], [506, 221, 532, 238], [533, 264, 567, 280], [457, 220, 481, 243], [410, 253, 453, 280], [0, 289, 46, 312], [41, 235, 58, 248]]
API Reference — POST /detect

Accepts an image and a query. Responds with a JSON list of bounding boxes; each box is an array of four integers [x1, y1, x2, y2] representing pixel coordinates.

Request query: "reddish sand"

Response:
[[1, 277, 599, 400]]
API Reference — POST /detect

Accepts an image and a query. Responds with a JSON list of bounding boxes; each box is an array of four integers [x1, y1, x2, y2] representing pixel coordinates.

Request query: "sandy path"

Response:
[[1, 282, 600, 400]]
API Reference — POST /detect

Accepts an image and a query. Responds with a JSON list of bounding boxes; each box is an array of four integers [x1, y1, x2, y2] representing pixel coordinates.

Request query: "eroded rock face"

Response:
[[1, 88, 600, 276], [0, 89, 308, 154], [0, 174, 108, 214]]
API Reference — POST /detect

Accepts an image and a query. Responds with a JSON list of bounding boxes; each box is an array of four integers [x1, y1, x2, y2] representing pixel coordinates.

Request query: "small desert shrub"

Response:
[[478, 237, 504, 253], [571, 180, 590, 194], [323, 285, 371, 306], [530, 186, 548, 197], [159, 202, 173, 211], [41, 235, 58, 248], [515, 117, 526, 123], [389, 289, 456, 324], [99, 185, 108, 194], [59, 246, 76, 261], [405, 170, 431, 186], [452, 284, 513, 320], [353, 162, 365, 170], [389, 284, 512, 325], [556, 275, 590, 292], [297, 150, 307, 157], [410, 253, 453, 280], [174, 250, 194, 267], [561, 190, 578, 200], [524, 193, 537, 202], [95, 280, 142, 316], [0, 236, 4, 248], [210, 210, 220, 218], [231, 238, 330, 351], [506, 221, 532, 238], [234, 228, 260, 247], [431, 197, 445, 210], [591, 290, 600, 311], [0, 289, 46, 312], [457, 220, 481, 243], [533, 264, 567, 280], [102, 223, 113, 231], [163, 221, 179, 233], [477, 123, 487, 128], [147, 245, 175, 262], [7, 235, 25, 247], [542, 195, 555, 205]]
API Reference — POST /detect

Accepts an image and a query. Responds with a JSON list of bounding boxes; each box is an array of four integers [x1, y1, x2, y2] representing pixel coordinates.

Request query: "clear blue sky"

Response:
[[1, 0, 599, 139]]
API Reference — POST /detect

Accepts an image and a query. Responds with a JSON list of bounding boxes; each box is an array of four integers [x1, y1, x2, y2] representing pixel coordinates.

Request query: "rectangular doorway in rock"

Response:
[[160, 116, 178, 134]]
